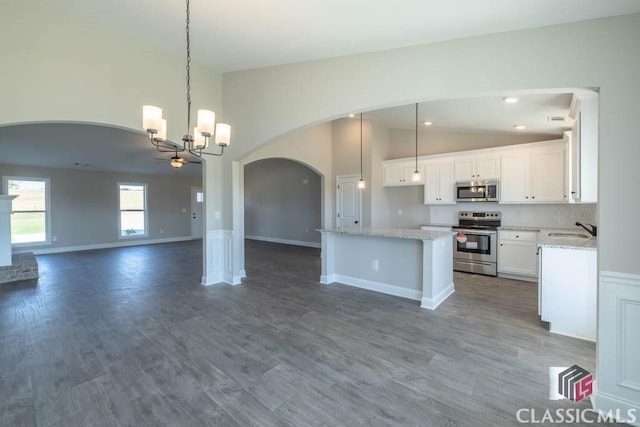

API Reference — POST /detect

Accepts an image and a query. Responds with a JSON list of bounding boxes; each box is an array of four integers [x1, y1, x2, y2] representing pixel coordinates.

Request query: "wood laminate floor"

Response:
[[0, 240, 613, 426]]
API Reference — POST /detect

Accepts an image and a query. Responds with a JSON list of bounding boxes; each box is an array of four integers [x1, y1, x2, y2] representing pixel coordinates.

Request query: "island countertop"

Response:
[[319, 227, 454, 241]]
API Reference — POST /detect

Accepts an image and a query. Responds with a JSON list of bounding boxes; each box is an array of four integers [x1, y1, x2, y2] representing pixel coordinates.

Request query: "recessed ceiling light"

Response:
[[348, 113, 355, 118], [514, 124, 527, 130], [503, 97, 519, 104], [423, 121, 433, 126]]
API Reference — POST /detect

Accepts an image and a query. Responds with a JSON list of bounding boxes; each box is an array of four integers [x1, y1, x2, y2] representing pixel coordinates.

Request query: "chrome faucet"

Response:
[[575, 221, 597, 237]]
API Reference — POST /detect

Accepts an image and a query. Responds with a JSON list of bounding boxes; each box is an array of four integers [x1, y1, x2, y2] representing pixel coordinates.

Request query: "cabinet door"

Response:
[[500, 150, 530, 202], [401, 164, 424, 185], [383, 164, 403, 186], [476, 155, 500, 180], [438, 160, 455, 203], [498, 240, 538, 276], [454, 157, 475, 181], [530, 145, 566, 202], [424, 162, 440, 204]]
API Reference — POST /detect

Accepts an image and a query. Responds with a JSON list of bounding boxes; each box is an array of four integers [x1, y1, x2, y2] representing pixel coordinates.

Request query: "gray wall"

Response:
[[244, 158, 321, 245], [0, 163, 201, 251], [387, 128, 553, 159]]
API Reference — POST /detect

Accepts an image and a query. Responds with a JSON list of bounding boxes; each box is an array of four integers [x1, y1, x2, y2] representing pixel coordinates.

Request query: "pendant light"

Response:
[[142, 0, 230, 159], [357, 113, 366, 189], [412, 103, 422, 182]]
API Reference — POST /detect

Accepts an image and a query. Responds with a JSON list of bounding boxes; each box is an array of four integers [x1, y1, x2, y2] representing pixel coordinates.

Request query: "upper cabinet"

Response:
[[383, 159, 425, 186], [454, 154, 500, 182], [424, 159, 455, 204], [500, 141, 567, 203]]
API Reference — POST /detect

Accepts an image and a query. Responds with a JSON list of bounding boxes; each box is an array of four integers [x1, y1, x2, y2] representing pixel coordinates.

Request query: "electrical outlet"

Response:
[[397, 209, 403, 216], [160, 229, 164, 234], [305, 228, 309, 233], [52, 235, 57, 242], [372, 259, 379, 271], [214, 211, 220, 219]]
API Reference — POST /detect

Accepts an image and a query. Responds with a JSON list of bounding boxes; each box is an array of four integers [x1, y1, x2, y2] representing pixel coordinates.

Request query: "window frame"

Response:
[[117, 182, 148, 239], [2, 176, 52, 247]]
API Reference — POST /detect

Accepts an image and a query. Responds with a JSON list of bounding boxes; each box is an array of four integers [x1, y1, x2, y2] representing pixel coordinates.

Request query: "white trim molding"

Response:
[[329, 274, 422, 301], [421, 283, 455, 310], [203, 230, 237, 286], [595, 270, 640, 426], [18, 236, 194, 255], [245, 235, 321, 248]]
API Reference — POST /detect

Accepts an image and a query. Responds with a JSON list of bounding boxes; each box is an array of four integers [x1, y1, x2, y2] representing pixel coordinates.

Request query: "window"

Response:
[[3, 177, 51, 245], [118, 183, 147, 238]]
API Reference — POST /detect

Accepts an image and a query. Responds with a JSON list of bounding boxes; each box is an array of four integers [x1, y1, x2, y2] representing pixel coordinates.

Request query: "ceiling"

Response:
[[365, 92, 576, 135], [3, 1, 628, 175], [60, 0, 640, 72]]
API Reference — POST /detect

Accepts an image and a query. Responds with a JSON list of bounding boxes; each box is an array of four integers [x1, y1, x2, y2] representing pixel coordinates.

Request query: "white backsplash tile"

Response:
[[429, 203, 597, 229]]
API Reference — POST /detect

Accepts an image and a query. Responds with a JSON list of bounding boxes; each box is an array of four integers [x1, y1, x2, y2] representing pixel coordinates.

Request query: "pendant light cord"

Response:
[[185, 0, 192, 136], [415, 103, 419, 170], [360, 113, 364, 178]]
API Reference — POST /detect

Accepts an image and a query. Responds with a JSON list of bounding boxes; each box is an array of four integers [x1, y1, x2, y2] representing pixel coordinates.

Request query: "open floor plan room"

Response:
[[0, 240, 605, 426]]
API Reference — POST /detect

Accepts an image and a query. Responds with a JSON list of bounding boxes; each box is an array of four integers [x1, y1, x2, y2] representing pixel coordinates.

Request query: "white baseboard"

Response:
[[19, 236, 194, 255], [421, 283, 455, 310], [497, 272, 537, 283], [593, 391, 640, 426], [329, 274, 422, 301], [320, 274, 336, 285], [245, 235, 321, 248]]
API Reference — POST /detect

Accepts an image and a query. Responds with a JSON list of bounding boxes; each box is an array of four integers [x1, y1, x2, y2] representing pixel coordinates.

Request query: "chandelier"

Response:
[[142, 0, 230, 157]]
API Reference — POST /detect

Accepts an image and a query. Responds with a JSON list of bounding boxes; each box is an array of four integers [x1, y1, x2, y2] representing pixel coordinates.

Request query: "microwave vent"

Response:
[[547, 115, 566, 122]]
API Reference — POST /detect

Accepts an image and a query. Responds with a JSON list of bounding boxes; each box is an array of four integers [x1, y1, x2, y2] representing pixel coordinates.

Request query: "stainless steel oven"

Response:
[[452, 211, 501, 276]]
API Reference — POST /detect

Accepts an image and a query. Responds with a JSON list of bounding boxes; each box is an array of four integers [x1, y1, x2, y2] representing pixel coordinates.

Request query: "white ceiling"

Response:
[[365, 92, 576, 135], [60, 0, 640, 72]]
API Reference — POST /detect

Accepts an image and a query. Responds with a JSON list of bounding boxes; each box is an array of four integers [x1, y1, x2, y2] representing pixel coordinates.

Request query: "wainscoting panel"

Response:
[[595, 271, 640, 426], [203, 230, 235, 286]]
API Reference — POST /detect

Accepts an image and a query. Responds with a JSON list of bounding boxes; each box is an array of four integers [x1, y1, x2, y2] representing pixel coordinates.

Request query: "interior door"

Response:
[[336, 175, 361, 228], [191, 187, 203, 239]]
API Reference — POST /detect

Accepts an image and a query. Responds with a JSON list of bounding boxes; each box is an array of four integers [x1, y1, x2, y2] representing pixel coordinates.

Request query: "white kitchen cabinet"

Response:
[[500, 141, 567, 203], [539, 246, 597, 341], [383, 159, 425, 186], [424, 159, 455, 204], [497, 230, 538, 280], [454, 154, 500, 181]]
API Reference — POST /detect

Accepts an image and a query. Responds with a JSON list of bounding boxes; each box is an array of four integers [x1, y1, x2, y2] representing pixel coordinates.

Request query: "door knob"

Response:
[[354, 220, 359, 224]]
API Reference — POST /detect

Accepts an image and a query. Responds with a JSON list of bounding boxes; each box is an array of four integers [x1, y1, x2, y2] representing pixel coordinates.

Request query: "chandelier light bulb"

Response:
[[193, 127, 208, 149], [412, 170, 422, 182], [358, 178, 366, 189], [170, 158, 184, 168], [142, 105, 162, 133], [154, 119, 167, 142], [215, 123, 231, 147], [197, 110, 215, 137]]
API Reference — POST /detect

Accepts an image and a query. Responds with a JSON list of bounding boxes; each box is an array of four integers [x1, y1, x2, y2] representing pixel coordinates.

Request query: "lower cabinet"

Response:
[[497, 230, 539, 280]]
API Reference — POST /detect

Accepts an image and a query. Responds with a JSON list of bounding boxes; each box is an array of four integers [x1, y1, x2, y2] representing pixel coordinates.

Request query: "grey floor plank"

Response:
[[0, 239, 611, 426]]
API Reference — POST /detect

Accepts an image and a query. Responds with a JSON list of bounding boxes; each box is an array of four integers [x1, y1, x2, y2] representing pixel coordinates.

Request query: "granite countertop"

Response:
[[498, 225, 542, 232], [319, 227, 454, 241], [537, 229, 597, 251], [420, 224, 454, 228]]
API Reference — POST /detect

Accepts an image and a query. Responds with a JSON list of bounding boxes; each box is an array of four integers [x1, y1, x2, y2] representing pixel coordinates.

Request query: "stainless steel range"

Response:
[[452, 211, 501, 276]]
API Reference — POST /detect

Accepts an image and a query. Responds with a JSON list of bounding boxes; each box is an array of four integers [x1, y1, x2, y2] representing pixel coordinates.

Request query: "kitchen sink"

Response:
[[547, 232, 590, 238]]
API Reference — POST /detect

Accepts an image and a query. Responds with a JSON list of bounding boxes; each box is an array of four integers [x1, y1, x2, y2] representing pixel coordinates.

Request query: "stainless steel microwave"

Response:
[[455, 180, 499, 202]]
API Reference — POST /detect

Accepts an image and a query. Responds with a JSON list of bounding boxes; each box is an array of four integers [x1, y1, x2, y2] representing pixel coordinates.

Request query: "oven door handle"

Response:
[[453, 229, 496, 236]]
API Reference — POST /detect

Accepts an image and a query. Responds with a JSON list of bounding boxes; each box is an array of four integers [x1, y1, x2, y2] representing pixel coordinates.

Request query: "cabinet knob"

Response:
[[500, 243, 503, 246], [516, 235, 519, 238], [532, 196, 535, 199], [525, 196, 529, 199]]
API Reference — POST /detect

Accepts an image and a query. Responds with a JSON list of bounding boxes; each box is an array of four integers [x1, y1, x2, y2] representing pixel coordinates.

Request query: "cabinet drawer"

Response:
[[499, 230, 538, 241]]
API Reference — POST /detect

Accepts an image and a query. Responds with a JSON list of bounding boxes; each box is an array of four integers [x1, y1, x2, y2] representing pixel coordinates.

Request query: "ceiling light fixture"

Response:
[[142, 0, 230, 159], [349, 113, 355, 118], [423, 121, 433, 126], [358, 113, 366, 189], [514, 124, 527, 130], [503, 96, 519, 104], [412, 103, 422, 182]]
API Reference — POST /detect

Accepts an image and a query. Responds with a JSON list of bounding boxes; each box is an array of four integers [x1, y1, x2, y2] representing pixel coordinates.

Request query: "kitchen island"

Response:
[[319, 227, 454, 310]]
